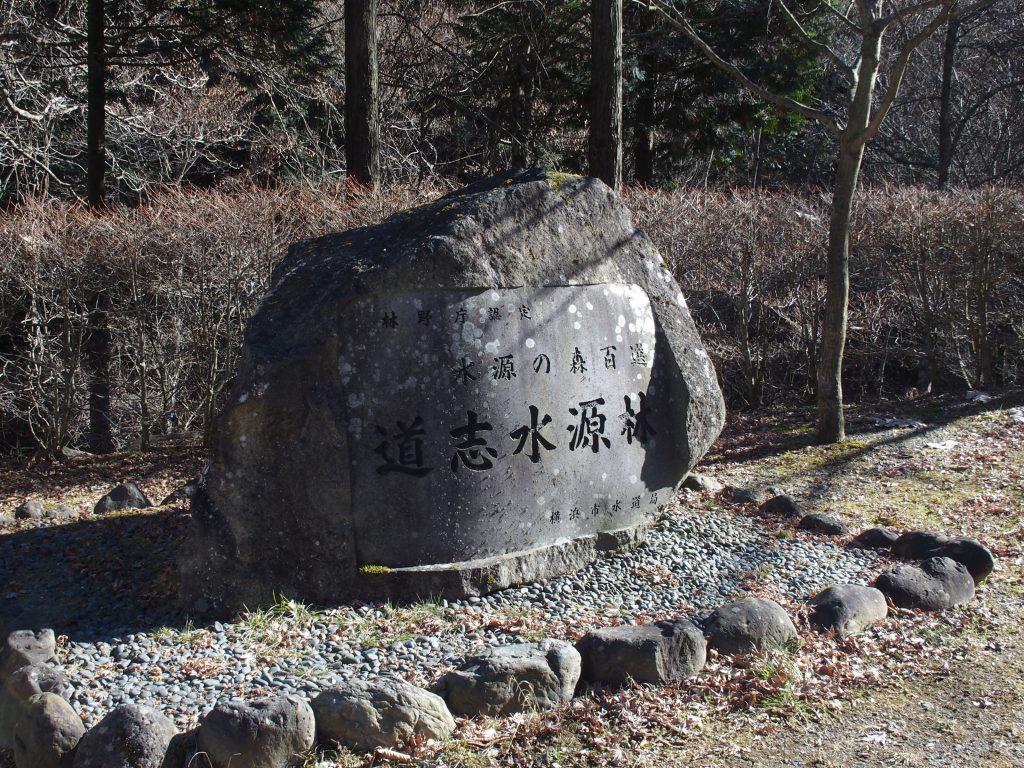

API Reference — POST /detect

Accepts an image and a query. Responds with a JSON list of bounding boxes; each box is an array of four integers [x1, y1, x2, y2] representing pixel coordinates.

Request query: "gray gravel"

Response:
[[50, 503, 883, 730]]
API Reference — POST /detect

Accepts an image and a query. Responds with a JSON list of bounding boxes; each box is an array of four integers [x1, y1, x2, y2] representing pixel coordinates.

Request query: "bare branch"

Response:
[[862, 0, 998, 143], [642, 1, 842, 135], [777, 0, 856, 82]]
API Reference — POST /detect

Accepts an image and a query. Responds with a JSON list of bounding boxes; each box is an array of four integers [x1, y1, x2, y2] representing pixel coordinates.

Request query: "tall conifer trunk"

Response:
[[86, 0, 105, 207], [589, 0, 623, 188], [345, 0, 380, 186]]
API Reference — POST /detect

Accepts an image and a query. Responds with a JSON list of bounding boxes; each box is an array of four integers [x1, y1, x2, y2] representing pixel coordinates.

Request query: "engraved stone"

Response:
[[179, 169, 725, 614]]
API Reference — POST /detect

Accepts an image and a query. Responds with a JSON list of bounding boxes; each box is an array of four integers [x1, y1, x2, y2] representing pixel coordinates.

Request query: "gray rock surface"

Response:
[[758, 495, 803, 519], [71, 703, 176, 768], [1, 629, 56, 682], [729, 487, 762, 504], [159, 729, 198, 768], [13, 501, 44, 521], [875, 556, 975, 610], [160, 480, 199, 507], [681, 474, 724, 494], [892, 530, 949, 559], [11, 693, 84, 768], [0, 664, 73, 750], [44, 505, 77, 521], [93, 483, 152, 515], [705, 598, 798, 654], [798, 513, 849, 536], [180, 169, 725, 614], [312, 677, 455, 750], [809, 584, 888, 637], [929, 537, 994, 584], [195, 694, 314, 768], [850, 527, 898, 550], [577, 619, 705, 686], [435, 639, 580, 716]]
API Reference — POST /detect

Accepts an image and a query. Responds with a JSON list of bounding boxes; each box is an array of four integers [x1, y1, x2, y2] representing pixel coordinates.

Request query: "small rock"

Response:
[[0, 664, 73, 750], [434, 639, 580, 717], [13, 500, 44, 520], [72, 703, 176, 768], [705, 598, 798, 655], [196, 694, 314, 768], [577, 619, 706, 686], [928, 537, 994, 585], [874, 556, 975, 610], [798, 513, 849, 536], [892, 531, 948, 559], [681, 474, 724, 494], [809, 585, 888, 637], [758, 495, 803, 519], [160, 480, 199, 507], [312, 677, 454, 751], [93, 482, 152, 515], [850, 527, 898, 550], [43, 505, 77, 521], [1, 629, 57, 682], [12, 693, 84, 768], [728, 487, 762, 504]]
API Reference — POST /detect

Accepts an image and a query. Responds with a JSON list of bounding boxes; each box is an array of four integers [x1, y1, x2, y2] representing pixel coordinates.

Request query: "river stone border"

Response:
[[0, 488, 997, 766]]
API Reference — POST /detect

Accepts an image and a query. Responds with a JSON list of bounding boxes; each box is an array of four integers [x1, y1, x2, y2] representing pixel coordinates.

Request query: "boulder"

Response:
[[758, 495, 803, 519], [160, 480, 199, 507], [0, 664, 73, 750], [179, 169, 726, 613], [72, 703, 176, 768], [874, 556, 975, 610], [728, 487, 762, 504], [159, 729, 198, 768], [681, 474, 723, 494], [44, 505, 78, 521], [704, 598, 798, 655], [577, 619, 705, 686], [11, 693, 84, 768], [891, 531, 948, 559], [929, 537, 994, 585], [195, 695, 314, 768], [850, 527, 898, 550], [1, 629, 56, 682], [93, 483, 152, 515], [809, 585, 888, 637], [312, 677, 455, 751], [798, 513, 849, 536], [13, 501, 44, 521], [435, 639, 581, 717]]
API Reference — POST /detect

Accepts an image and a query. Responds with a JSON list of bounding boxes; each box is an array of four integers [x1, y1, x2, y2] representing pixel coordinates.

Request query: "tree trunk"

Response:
[[589, 0, 623, 189], [633, 2, 657, 184], [936, 18, 960, 189], [345, 0, 380, 187], [86, 0, 105, 208], [85, 291, 114, 454], [509, 8, 539, 169], [816, 141, 863, 443]]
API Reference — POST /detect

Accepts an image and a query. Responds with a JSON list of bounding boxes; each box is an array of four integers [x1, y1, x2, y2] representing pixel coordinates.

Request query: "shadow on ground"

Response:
[[0, 509, 191, 642]]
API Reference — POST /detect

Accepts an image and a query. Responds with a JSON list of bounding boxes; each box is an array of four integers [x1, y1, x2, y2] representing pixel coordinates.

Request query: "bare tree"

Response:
[[647, 0, 997, 441]]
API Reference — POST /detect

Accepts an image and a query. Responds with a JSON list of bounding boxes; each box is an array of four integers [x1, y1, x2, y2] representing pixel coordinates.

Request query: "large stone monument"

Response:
[[180, 170, 725, 614]]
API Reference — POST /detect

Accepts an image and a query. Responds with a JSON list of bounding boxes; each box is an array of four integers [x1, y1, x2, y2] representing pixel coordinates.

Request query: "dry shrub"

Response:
[[628, 184, 1024, 406], [1, 181, 1021, 455]]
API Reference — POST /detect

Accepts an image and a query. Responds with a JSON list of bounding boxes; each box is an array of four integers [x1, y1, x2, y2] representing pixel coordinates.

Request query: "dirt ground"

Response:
[[1, 393, 1021, 767]]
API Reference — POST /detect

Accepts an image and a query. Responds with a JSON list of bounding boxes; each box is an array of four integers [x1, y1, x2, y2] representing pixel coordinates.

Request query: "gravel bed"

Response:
[[52, 504, 884, 730]]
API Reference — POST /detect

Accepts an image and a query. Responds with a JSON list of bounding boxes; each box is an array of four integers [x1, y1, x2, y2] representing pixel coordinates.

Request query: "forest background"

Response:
[[1, 0, 1022, 457]]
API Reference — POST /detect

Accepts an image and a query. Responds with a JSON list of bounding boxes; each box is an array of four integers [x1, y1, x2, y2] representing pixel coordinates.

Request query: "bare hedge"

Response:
[[2, 182, 1021, 455]]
